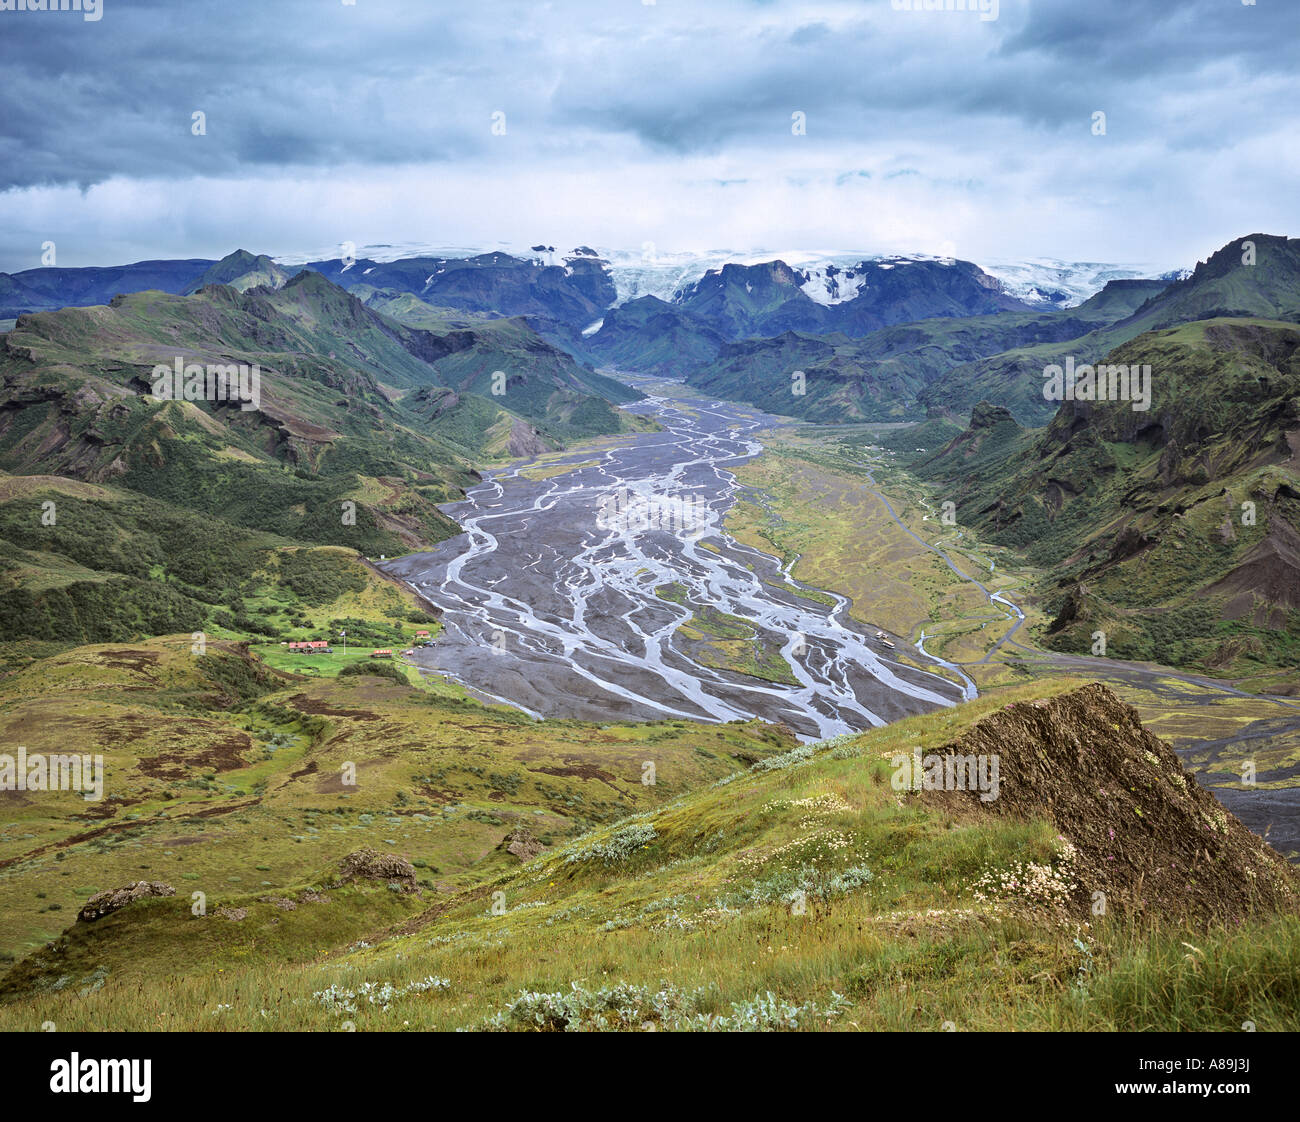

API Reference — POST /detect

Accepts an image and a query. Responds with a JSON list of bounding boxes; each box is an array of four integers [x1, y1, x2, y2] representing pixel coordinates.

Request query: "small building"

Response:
[[288, 640, 332, 654], [370, 649, 393, 659], [415, 630, 431, 639]]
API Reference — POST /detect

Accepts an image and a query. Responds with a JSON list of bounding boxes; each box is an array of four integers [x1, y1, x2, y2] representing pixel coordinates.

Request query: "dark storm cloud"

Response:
[[0, 0, 494, 188], [0, 0, 1294, 191]]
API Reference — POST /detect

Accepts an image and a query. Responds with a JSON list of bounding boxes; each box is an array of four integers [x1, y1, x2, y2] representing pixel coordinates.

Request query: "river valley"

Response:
[[382, 383, 972, 739]]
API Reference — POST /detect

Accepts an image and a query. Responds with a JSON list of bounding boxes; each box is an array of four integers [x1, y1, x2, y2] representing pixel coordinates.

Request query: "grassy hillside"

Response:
[[0, 634, 794, 981], [690, 331, 932, 422], [0, 471, 444, 652], [912, 318, 1300, 676], [585, 295, 727, 376], [3, 679, 1295, 1030], [360, 288, 652, 443], [0, 275, 479, 504]]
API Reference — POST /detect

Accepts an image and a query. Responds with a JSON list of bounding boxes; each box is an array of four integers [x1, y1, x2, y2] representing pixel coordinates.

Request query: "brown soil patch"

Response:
[[528, 762, 623, 791], [1206, 519, 1300, 628], [361, 558, 442, 619], [313, 760, 382, 794], [76, 796, 142, 821], [137, 732, 252, 780], [94, 649, 160, 674], [286, 693, 379, 721], [189, 800, 257, 819]]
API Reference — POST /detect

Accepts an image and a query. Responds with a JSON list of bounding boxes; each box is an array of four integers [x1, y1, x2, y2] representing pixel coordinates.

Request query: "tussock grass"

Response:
[[6, 675, 1293, 1031]]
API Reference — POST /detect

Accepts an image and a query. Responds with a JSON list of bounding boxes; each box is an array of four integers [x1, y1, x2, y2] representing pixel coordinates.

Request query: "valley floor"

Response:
[[721, 415, 1300, 861], [1, 378, 1297, 1031]]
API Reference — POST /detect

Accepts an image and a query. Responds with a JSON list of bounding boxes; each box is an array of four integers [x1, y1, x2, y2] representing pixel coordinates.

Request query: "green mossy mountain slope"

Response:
[[914, 318, 1300, 673]]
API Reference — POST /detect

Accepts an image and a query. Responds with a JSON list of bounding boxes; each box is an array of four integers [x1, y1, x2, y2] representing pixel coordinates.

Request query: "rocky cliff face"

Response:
[[920, 684, 1298, 922]]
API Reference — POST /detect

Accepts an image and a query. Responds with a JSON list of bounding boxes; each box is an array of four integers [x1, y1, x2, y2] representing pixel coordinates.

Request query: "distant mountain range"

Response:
[[0, 256, 649, 642], [2, 236, 1290, 427], [0, 258, 212, 319], [1, 242, 1172, 322], [0, 242, 1199, 438], [677, 276, 1171, 422], [593, 247, 1176, 310]]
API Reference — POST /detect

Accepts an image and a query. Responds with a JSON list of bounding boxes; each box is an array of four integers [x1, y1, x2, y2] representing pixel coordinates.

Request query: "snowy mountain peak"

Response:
[[270, 242, 1173, 310], [597, 248, 1170, 310]]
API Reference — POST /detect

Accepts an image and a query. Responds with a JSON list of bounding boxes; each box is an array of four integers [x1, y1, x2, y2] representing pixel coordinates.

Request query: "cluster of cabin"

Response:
[[283, 641, 395, 658], [282, 631, 433, 660]]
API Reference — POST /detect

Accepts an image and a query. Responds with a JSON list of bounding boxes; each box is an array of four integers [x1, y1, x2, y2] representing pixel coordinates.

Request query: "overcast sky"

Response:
[[1, 0, 1296, 273]]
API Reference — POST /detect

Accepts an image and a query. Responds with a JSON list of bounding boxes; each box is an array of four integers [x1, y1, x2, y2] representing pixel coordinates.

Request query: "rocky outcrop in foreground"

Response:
[[920, 683, 1298, 922]]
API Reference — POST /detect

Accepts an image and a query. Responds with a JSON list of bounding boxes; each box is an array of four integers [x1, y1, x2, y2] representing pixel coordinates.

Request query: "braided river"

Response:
[[382, 383, 972, 740]]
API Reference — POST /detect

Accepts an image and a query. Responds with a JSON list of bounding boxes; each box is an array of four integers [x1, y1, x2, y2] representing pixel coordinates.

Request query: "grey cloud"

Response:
[[0, 0, 1293, 270], [1, 0, 1295, 188]]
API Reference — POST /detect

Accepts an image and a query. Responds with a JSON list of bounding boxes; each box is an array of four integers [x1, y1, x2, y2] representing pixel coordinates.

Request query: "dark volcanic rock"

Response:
[[78, 881, 176, 923], [336, 848, 419, 893], [501, 827, 544, 862]]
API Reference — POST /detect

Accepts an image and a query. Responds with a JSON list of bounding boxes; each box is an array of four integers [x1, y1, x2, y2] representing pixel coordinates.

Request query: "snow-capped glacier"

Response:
[[976, 257, 1169, 307], [269, 241, 1175, 310], [597, 247, 1171, 309]]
